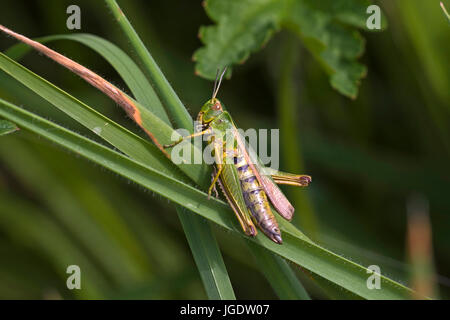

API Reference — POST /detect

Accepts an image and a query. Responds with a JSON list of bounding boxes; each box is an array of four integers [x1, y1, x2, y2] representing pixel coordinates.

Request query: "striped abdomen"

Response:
[[234, 151, 282, 243]]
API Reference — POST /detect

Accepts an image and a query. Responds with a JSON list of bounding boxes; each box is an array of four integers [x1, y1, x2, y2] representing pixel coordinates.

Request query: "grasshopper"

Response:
[[0, 26, 310, 243], [165, 69, 311, 244]]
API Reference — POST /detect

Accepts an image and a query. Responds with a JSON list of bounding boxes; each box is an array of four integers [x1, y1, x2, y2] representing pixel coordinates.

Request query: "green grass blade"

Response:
[[5, 34, 172, 126], [0, 51, 194, 183], [247, 242, 310, 300], [0, 99, 215, 227], [0, 119, 18, 135], [1, 31, 209, 183], [177, 209, 236, 299], [105, 0, 193, 131], [0, 98, 417, 299]]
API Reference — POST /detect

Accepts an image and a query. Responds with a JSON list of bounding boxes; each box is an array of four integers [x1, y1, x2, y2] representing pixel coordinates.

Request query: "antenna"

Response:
[[212, 67, 227, 99], [211, 68, 220, 99]]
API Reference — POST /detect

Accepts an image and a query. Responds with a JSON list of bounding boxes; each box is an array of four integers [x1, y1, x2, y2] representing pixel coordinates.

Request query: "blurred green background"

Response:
[[0, 0, 449, 299]]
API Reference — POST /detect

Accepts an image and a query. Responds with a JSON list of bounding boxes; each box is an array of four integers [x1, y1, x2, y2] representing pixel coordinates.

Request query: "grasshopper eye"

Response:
[[212, 103, 221, 111]]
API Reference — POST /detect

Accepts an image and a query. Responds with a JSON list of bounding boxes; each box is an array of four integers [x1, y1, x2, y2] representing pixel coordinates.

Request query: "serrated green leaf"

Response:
[[194, 0, 283, 78], [300, 0, 387, 30], [0, 119, 18, 135], [194, 0, 385, 98], [285, 0, 368, 98]]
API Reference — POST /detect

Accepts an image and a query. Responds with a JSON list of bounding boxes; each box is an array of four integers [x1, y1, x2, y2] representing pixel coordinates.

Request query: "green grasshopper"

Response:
[[165, 69, 311, 244], [0, 26, 309, 243]]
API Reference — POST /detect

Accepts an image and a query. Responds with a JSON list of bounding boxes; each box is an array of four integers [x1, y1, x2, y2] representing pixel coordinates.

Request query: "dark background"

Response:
[[0, 0, 448, 299]]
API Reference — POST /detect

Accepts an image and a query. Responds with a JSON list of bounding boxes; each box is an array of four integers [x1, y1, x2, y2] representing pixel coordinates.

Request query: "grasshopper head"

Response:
[[198, 98, 223, 124], [197, 67, 227, 125]]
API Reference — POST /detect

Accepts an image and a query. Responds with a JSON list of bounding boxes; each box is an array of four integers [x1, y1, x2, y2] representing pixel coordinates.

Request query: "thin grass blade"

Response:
[[0, 119, 18, 135], [104, 0, 193, 131], [247, 242, 310, 300]]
